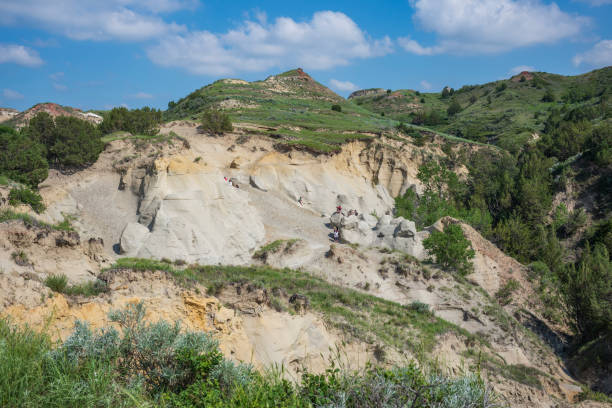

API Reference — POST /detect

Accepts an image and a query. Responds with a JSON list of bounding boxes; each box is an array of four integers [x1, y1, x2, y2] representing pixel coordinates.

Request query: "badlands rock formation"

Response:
[[330, 211, 428, 259], [1, 122, 600, 407], [39, 121, 432, 265]]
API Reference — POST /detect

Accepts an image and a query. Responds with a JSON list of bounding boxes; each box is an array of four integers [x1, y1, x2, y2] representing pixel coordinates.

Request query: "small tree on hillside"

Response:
[[447, 100, 462, 116], [542, 89, 555, 102], [201, 110, 233, 135], [423, 223, 475, 275]]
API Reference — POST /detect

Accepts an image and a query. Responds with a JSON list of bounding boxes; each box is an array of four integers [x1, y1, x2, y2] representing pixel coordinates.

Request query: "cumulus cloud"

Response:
[[49, 72, 63, 81], [3, 89, 24, 99], [509, 65, 535, 75], [398, 37, 441, 56], [147, 11, 392, 75], [419, 80, 432, 90], [573, 40, 612, 67], [0, 0, 188, 41], [131, 91, 153, 98], [329, 79, 359, 92], [400, 0, 587, 55], [0, 44, 43, 66]]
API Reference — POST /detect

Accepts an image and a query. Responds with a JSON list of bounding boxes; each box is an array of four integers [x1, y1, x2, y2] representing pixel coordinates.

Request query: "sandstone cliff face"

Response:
[[38, 122, 438, 265], [0, 123, 597, 407]]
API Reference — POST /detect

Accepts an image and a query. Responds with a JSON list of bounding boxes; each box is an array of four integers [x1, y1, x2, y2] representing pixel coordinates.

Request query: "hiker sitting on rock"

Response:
[[298, 196, 303, 206]]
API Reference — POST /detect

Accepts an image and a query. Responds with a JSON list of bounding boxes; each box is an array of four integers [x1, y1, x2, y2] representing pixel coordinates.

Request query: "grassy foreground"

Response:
[[0, 302, 503, 407]]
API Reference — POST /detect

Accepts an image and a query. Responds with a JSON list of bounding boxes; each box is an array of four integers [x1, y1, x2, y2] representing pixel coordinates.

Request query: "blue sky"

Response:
[[1, 0, 611, 111]]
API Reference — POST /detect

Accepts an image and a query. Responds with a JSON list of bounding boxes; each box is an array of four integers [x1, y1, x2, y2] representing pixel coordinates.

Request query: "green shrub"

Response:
[[423, 224, 475, 275], [495, 82, 507, 93], [20, 113, 104, 168], [447, 100, 462, 116], [564, 243, 612, 342], [11, 250, 30, 266], [64, 280, 108, 296], [409, 301, 431, 314], [45, 274, 108, 297], [331, 104, 342, 112], [0, 125, 48, 186], [495, 279, 520, 306], [201, 109, 233, 135], [99, 106, 162, 136], [50, 116, 104, 166], [45, 274, 68, 293], [8, 187, 45, 213]]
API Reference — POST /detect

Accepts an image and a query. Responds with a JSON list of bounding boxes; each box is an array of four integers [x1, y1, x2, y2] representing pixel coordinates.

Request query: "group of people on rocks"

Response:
[[330, 205, 359, 242], [334, 205, 358, 217], [223, 176, 239, 189]]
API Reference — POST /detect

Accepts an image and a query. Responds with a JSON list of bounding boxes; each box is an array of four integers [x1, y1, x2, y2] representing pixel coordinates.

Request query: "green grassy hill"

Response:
[[349, 67, 612, 151], [163, 68, 490, 152], [165, 68, 395, 133]]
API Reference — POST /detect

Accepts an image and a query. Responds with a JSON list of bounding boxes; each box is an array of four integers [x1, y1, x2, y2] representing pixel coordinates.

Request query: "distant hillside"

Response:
[[349, 67, 612, 150], [164, 68, 395, 134], [0, 108, 18, 124], [6, 103, 103, 129]]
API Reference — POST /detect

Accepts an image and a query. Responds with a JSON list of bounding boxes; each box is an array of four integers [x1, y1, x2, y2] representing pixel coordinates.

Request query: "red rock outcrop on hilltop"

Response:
[[9, 102, 102, 128]]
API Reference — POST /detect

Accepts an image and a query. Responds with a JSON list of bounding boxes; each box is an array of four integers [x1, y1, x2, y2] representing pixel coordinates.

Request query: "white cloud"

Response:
[[31, 38, 59, 47], [0, 44, 43, 66], [401, 0, 587, 55], [398, 37, 441, 56], [329, 79, 359, 92], [131, 91, 153, 98], [53, 83, 67, 91], [3, 89, 24, 99], [573, 40, 612, 67], [49, 71, 64, 81], [509, 65, 535, 75], [0, 0, 188, 41], [419, 80, 432, 90], [147, 11, 392, 75]]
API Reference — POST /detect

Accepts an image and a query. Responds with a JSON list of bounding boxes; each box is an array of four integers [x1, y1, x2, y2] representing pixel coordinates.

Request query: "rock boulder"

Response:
[[120, 222, 150, 255]]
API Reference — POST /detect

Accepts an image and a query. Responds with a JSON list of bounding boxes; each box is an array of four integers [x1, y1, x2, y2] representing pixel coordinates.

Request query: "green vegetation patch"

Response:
[[423, 224, 475, 276], [0, 209, 74, 232], [164, 70, 396, 134], [109, 258, 479, 354], [8, 187, 45, 213], [44, 273, 108, 297], [99, 106, 162, 136], [462, 350, 543, 390], [354, 67, 612, 148], [265, 128, 373, 153], [252, 239, 298, 260], [0, 305, 502, 408]]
